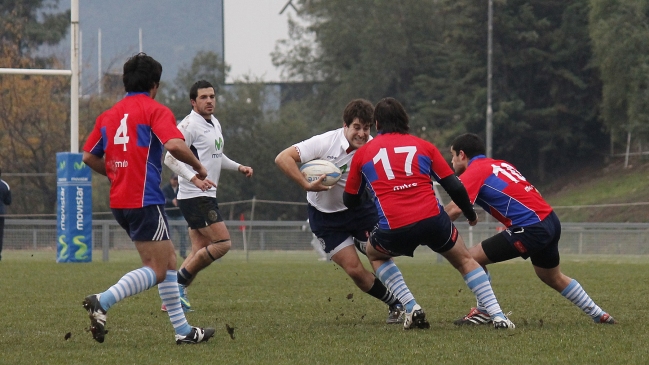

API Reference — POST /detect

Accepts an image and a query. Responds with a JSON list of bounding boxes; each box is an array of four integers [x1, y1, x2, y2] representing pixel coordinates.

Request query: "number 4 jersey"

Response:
[[345, 132, 455, 230], [83, 93, 184, 208], [459, 155, 553, 227]]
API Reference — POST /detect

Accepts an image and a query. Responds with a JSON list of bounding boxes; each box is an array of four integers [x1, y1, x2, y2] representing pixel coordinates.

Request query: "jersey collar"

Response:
[[468, 154, 486, 166], [125, 92, 150, 97], [190, 109, 215, 126]]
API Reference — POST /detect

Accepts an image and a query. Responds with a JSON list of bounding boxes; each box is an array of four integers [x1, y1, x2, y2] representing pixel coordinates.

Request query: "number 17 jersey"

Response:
[[83, 93, 184, 208], [345, 132, 455, 230]]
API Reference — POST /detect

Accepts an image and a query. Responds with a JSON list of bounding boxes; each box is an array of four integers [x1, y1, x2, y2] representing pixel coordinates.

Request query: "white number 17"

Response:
[[372, 146, 416, 180]]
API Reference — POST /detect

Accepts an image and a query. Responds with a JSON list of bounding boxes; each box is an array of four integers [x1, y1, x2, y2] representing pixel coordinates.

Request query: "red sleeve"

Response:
[[427, 143, 454, 180], [82, 117, 105, 155], [150, 105, 184, 143], [457, 164, 484, 203], [344, 148, 365, 195]]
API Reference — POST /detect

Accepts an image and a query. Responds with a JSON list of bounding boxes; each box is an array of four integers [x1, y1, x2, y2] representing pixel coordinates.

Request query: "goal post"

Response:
[[0, 0, 80, 153]]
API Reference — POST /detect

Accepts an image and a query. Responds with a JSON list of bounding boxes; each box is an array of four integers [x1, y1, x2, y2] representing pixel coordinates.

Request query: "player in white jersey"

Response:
[[164, 80, 253, 312], [275, 99, 416, 325]]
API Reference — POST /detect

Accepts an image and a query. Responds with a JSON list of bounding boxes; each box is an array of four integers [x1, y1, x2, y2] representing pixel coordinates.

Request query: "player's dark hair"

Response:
[[451, 133, 486, 159], [342, 99, 374, 127], [122, 53, 162, 93], [190, 80, 214, 101], [374, 97, 409, 134]]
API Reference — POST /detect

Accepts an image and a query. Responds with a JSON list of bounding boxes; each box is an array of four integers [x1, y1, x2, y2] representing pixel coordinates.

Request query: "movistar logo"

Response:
[[340, 164, 348, 174], [58, 235, 68, 260], [74, 161, 86, 170], [59, 161, 66, 170], [73, 236, 89, 260], [215, 137, 223, 150]]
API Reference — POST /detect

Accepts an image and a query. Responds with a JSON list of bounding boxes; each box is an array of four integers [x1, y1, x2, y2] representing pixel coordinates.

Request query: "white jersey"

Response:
[[294, 128, 371, 213], [168, 110, 240, 199]]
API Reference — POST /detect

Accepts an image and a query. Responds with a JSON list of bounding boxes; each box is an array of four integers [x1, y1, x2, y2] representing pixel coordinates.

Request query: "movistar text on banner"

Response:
[[56, 153, 92, 263]]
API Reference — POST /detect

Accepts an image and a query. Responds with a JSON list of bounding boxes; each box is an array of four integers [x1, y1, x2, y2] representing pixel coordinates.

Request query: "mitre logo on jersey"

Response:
[[215, 137, 223, 150], [393, 182, 418, 191]]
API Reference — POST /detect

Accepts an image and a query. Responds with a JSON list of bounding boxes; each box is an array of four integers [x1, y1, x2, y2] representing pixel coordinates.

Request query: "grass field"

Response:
[[1, 250, 647, 365]]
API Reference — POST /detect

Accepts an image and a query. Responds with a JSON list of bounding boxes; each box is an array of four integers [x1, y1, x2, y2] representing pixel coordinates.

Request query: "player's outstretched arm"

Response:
[[164, 138, 208, 180], [438, 174, 477, 225], [445, 201, 464, 222], [82, 152, 107, 176], [275, 146, 330, 192], [163, 151, 214, 192], [238, 165, 253, 178]]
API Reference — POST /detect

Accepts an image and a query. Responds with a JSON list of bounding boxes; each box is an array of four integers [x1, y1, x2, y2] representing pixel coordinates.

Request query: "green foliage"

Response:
[[274, 0, 608, 182], [0, 250, 645, 364], [158, 51, 229, 120], [0, 0, 70, 61], [589, 0, 649, 141]]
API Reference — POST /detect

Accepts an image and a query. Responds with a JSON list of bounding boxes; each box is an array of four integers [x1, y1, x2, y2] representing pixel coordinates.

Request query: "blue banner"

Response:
[[56, 153, 92, 263]]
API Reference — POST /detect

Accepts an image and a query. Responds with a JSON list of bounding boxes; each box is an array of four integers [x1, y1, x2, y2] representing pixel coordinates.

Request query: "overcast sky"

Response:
[[224, 0, 294, 83], [50, 0, 299, 86]]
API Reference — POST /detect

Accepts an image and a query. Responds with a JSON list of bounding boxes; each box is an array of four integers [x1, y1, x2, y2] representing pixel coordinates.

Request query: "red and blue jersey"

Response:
[[345, 133, 454, 230], [460, 155, 552, 227], [83, 93, 184, 208]]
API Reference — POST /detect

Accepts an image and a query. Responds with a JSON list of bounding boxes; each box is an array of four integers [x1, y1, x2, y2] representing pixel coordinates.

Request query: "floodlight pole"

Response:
[[486, 0, 493, 159], [71, 0, 80, 153]]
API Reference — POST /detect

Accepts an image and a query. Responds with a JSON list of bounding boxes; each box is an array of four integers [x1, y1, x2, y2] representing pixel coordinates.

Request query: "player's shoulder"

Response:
[[299, 128, 342, 148]]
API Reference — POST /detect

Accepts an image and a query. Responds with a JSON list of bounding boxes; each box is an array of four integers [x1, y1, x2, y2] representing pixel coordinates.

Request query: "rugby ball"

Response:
[[299, 159, 342, 186]]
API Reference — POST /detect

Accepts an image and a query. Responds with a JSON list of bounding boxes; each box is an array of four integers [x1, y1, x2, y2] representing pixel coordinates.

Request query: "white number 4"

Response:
[[372, 146, 417, 180], [114, 114, 130, 151]]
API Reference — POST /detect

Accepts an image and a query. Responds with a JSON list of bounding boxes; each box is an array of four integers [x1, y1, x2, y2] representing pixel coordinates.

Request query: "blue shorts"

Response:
[[307, 202, 378, 257], [177, 196, 224, 230], [482, 211, 561, 269], [112, 204, 170, 241], [369, 212, 458, 257]]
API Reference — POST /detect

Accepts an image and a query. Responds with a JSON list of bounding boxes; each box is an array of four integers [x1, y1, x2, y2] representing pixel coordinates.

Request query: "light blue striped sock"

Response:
[[561, 279, 604, 322], [476, 271, 491, 312], [99, 266, 156, 311], [464, 267, 503, 319], [376, 261, 416, 312], [159, 270, 191, 336]]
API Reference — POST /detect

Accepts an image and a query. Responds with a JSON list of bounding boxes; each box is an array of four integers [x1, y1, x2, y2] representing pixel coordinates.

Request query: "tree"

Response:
[[158, 50, 229, 120], [273, 0, 608, 182], [0, 0, 71, 216], [589, 0, 649, 151], [0, 0, 70, 64]]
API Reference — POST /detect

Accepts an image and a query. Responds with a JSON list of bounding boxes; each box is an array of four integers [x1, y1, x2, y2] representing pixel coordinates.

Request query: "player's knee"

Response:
[[344, 263, 368, 280], [211, 238, 231, 252]]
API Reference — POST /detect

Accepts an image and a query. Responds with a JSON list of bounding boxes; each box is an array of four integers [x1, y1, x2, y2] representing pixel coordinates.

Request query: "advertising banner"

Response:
[[56, 153, 92, 263]]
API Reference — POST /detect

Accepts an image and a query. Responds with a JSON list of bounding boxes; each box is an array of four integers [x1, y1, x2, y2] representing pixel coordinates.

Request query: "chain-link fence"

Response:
[[4, 219, 649, 261]]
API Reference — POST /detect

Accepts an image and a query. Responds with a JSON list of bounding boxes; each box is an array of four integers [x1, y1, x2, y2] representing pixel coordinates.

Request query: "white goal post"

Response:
[[0, 0, 80, 153]]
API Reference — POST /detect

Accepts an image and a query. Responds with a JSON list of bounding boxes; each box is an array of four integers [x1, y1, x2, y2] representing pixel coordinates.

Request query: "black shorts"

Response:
[[482, 211, 561, 269], [369, 212, 458, 257], [177, 196, 224, 230], [112, 204, 170, 241], [308, 201, 378, 256]]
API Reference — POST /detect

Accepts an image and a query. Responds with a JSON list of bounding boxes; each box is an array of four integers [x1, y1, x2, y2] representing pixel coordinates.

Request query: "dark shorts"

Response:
[[112, 204, 170, 242], [482, 211, 561, 269], [369, 212, 458, 257], [308, 202, 378, 256], [178, 196, 224, 230]]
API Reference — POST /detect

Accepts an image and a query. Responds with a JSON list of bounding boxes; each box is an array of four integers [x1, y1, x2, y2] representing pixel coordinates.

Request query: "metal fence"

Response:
[[4, 219, 649, 261]]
